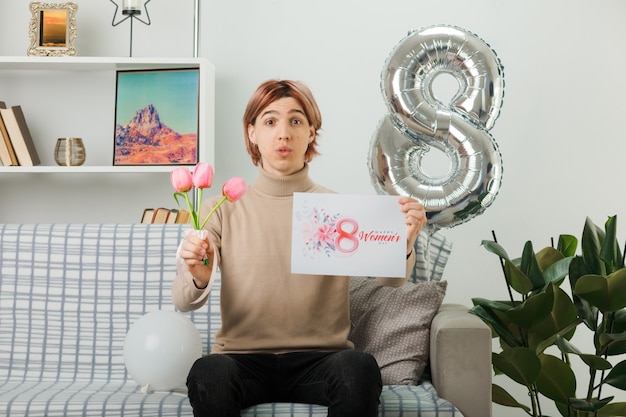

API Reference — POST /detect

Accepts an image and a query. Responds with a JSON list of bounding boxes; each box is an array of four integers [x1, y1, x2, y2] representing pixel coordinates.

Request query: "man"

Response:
[[173, 79, 426, 417]]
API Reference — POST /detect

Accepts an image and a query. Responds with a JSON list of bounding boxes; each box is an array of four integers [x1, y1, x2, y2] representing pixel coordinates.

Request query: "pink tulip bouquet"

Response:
[[170, 163, 247, 231]]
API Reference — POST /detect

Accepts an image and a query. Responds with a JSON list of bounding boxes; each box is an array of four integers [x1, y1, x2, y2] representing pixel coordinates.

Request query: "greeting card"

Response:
[[291, 193, 407, 278]]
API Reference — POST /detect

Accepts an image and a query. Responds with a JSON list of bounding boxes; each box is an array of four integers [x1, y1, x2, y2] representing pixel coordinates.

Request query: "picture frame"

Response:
[[113, 68, 200, 166], [28, 2, 78, 57]]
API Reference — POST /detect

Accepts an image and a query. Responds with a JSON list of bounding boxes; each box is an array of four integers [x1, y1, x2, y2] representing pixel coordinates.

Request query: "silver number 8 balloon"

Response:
[[369, 25, 505, 230]]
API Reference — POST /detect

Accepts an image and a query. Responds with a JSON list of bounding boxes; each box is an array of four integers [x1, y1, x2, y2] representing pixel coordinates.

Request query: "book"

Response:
[[0, 102, 18, 166], [0, 105, 40, 166], [141, 208, 155, 224], [175, 208, 191, 224], [151, 207, 171, 224], [166, 209, 179, 224], [141, 208, 189, 224]]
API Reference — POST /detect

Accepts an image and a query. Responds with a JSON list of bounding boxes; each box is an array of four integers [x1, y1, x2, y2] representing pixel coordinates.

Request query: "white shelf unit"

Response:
[[0, 56, 215, 223], [0, 56, 215, 172]]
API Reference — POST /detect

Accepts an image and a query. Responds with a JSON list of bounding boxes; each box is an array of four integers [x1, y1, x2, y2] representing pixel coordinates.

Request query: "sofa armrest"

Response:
[[429, 303, 492, 417]]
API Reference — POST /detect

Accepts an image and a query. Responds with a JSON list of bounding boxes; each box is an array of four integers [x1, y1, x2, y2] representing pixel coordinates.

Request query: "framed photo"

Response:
[[28, 2, 78, 57], [114, 68, 200, 166]]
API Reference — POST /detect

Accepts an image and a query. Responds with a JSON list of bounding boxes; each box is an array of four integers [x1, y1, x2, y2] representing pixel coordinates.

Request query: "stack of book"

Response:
[[0, 101, 40, 166], [141, 208, 191, 224]]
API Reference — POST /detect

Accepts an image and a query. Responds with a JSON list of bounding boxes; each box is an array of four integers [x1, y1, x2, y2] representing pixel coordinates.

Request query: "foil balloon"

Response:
[[370, 115, 502, 229], [370, 25, 505, 230]]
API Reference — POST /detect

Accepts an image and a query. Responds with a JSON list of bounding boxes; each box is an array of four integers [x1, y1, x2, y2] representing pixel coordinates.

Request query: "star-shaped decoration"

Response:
[[110, 0, 152, 26]]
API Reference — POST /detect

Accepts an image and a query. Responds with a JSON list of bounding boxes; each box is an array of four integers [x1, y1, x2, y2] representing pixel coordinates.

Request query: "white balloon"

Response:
[[124, 310, 202, 392]]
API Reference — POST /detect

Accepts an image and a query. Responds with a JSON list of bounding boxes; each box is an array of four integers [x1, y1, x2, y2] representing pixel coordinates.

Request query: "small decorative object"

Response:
[[110, 0, 152, 57], [54, 137, 85, 166], [28, 2, 78, 57], [113, 68, 200, 166], [123, 310, 202, 393]]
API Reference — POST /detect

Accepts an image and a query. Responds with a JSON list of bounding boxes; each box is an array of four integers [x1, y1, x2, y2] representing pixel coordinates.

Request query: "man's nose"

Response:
[[277, 121, 291, 140]]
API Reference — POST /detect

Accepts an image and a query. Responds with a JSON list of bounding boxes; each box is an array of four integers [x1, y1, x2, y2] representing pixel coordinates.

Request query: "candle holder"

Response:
[[110, 0, 152, 57], [54, 138, 86, 166]]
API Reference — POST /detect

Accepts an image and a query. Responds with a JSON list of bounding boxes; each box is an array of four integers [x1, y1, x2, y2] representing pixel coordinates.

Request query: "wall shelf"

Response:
[[0, 56, 214, 173], [0, 56, 215, 223], [0, 56, 209, 72], [0, 165, 181, 173]]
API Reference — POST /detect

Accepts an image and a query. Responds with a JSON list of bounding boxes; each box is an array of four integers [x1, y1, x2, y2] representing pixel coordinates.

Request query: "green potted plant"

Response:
[[471, 215, 626, 416]]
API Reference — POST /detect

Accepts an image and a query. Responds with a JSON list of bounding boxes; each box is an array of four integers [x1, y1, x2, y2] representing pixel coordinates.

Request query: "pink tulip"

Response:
[[222, 177, 247, 202], [170, 167, 193, 192], [192, 163, 214, 189]]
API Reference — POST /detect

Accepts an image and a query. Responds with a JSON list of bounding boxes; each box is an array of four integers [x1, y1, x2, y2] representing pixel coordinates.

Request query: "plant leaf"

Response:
[[599, 328, 626, 356], [601, 215, 623, 274], [543, 256, 574, 286], [492, 347, 541, 387], [535, 353, 576, 403], [602, 359, 626, 390], [504, 259, 533, 295], [503, 260, 533, 296], [605, 310, 626, 355], [557, 234, 578, 257], [581, 216, 606, 276], [534, 319, 581, 356], [469, 304, 521, 348], [506, 284, 554, 328], [596, 401, 626, 416], [472, 298, 513, 313], [481, 240, 512, 261], [555, 335, 613, 371], [491, 383, 531, 411], [481, 240, 532, 296], [569, 256, 599, 331], [569, 397, 614, 413], [520, 241, 546, 292], [536, 246, 564, 271], [574, 270, 626, 312], [528, 286, 579, 351]]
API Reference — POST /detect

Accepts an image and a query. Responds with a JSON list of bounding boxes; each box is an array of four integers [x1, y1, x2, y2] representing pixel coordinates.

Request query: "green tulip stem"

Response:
[[199, 196, 228, 230], [184, 191, 200, 230], [174, 190, 199, 230]]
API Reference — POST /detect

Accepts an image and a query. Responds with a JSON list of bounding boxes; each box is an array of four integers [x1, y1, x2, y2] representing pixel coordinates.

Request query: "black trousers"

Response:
[[186, 350, 382, 417]]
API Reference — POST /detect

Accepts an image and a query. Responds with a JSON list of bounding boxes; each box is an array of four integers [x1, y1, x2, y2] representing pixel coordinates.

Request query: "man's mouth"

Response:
[[277, 147, 292, 157]]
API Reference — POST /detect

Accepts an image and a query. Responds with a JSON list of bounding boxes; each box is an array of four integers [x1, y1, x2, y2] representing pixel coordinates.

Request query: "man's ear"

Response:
[[248, 125, 256, 143]]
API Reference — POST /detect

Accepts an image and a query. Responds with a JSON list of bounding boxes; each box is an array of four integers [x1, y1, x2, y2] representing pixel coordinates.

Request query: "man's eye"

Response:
[[265, 119, 275, 125], [291, 119, 302, 125]]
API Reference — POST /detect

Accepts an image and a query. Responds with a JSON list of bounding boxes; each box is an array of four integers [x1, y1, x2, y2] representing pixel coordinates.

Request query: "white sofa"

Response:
[[0, 224, 491, 417]]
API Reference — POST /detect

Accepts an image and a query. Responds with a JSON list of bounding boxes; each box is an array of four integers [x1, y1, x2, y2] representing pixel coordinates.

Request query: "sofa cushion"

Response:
[[349, 278, 447, 385], [243, 383, 460, 416], [0, 380, 459, 417]]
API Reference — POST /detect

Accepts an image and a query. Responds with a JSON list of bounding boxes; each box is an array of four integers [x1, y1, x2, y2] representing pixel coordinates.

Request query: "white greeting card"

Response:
[[291, 193, 407, 278]]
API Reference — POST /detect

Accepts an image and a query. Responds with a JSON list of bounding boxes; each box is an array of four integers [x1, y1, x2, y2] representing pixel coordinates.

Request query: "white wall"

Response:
[[2, 1, 625, 415]]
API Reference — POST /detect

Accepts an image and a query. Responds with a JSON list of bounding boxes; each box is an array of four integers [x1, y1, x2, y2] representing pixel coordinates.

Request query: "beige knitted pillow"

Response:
[[349, 278, 447, 385]]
